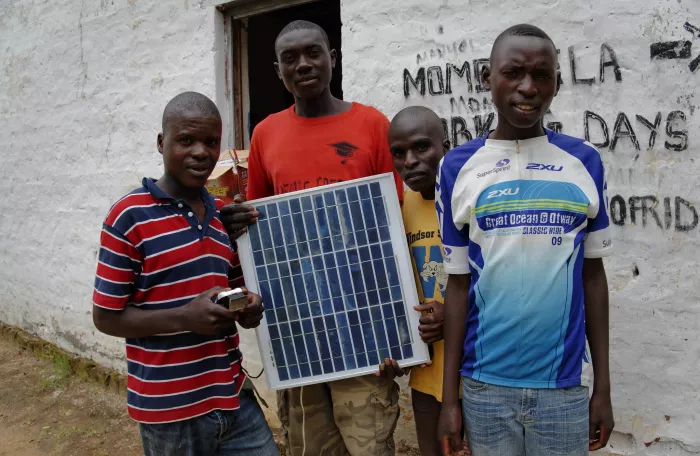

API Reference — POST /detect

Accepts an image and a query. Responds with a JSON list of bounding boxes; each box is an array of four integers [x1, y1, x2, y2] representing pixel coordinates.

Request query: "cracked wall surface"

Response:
[[1, 0, 699, 453]]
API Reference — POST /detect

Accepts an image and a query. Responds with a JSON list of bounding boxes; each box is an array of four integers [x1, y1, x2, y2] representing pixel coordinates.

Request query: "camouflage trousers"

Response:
[[277, 374, 400, 456]]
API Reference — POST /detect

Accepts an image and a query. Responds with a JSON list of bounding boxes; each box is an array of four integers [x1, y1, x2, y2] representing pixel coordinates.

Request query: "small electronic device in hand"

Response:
[[215, 288, 248, 312]]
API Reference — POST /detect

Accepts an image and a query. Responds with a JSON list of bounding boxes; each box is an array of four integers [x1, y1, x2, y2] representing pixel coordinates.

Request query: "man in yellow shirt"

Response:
[[383, 106, 458, 456]]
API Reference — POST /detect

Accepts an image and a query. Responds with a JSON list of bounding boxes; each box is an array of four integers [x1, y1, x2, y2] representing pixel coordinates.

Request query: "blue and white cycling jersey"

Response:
[[436, 130, 612, 389]]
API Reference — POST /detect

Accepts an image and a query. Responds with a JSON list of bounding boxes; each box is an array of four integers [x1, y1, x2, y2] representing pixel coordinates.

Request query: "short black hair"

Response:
[[491, 24, 556, 59], [162, 92, 221, 133], [275, 20, 330, 55], [390, 106, 446, 141]]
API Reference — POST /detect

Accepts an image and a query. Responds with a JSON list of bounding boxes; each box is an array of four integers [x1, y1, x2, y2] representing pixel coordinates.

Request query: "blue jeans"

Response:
[[461, 377, 589, 456], [140, 390, 279, 456]]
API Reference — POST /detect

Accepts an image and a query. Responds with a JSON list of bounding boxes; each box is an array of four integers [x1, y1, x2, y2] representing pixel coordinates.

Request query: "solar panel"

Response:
[[236, 173, 429, 390]]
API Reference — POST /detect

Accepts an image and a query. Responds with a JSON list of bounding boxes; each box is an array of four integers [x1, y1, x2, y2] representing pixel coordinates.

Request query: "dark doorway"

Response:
[[245, 0, 342, 141]]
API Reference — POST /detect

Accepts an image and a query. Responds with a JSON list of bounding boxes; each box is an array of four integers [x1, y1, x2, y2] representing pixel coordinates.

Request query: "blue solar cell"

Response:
[[379, 288, 390, 303], [304, 212, 318, 240], [293, 275, 306, 303], [328, 329, 342, 358], [265, 309, 276, 324], [333, 357, 344, 371], [336, 313, 348, 328], [359, 184, 371, 200], [293, 336, 308, 363], [317, 210, 329, 239], [314, 194, 324, 209], [292, 213, 306, 240], [311, 361, 323, 375], [322, 359, 334, 373], [373, 321, 388, 350], [367, 289, 380, 306], [357, 292, 368, 308], [310, 300, 322, 316], [269, 325, 280, 340], [335, 251, 348, 267], [299, 303, 310, 319], [339, 326, 353, 355], [260, 221, 273, 249], [267, 264, 279, 280], [359, 246, 371, 263], [367, 228, 379, 244], [378, 347, 391, 361], [301, 258, 313, 274], [259, 282, 272, 306], [266, 203, 279, 218], [254, 250, 264, 264], [328, 207, 341, 235], [381, 242, 393, 257], [325, 315, 336, 329], [300, 363, 311, 377], [264, 249, 275, 263], [350, 325, 365, 353], [356, 352, 368, 368], [321, 299, 333, 315], [341, 270, 355, 296], [338, 204, 352, 233], [298, 241, 309, 258], [347, 248, 359, 264], [301, 318, 314, 334], [335, 189, 347, 204], [349, 201, 363, 230], [333, 297, 345, 312], [279, 200, 290, 216], [278, 367, 289, 381], [283, 338, 297, 365], [324, 191, 335, 206], [276, 308, 288, 323], [345, 355, 357, 370], [390, 346, 402, 360], [278, 262, 290, 278], [271, 218, 284, 247], [281, 278, 295, 305], [321, 237, 333, 253], [347, 265, 363, 292], [304, 274, 318, 301], [290, 321, 301, 335], [382, 303, 394, 320], [348, 310, 359, 326], [373, 197, 387, 226], [370, 182, 381, 197], [361, 262, 376, 291], [393, 301, 405, 317], [361, 199, 376, 228], [301, 196, 313, 211], [347, 187, 359, 202], [332, 235, 344, 251], [289, 365, 300, 379], [355, 230, 368, 246], [290, 259, 301, 275], [287, 305, 299, 321], [312, 255, 324, 270], [281, 215, 294, 241], [256, 265, 267, 281], [257, 208, 267, 221], [379, 225, 391, 241], [401, 344, 413, 359], [250, 226, 262, 252], [310, 239, 322, 255], [286, 244, 298, 260], [374, 259, 388, 289], [362, 323, 376, 353], [384, 257, 399, 287], [290, 199, 301, 214], [329, 272, 342, 298], [275, 246, 287, 262], [367, 350, 379, 366], [324, 253, 336, 268], [386, 319, 399, 348], [271, 281, 284, 305], [344, 295, 357, 310], [397, 316, 411, 345], [390, 285, 402, 301]]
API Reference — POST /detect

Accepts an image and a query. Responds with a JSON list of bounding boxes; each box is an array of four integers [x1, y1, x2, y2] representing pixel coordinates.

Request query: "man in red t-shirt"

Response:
[[221, 20, 402, 456]]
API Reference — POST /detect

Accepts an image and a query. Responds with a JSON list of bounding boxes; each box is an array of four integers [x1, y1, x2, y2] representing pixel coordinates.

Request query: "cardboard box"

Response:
[[206, 149, 249, 204]]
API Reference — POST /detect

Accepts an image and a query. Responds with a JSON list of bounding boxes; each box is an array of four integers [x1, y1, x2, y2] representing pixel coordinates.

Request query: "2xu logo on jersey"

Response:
[[526, 163, 563, 172], [487, 187, 520, 199]]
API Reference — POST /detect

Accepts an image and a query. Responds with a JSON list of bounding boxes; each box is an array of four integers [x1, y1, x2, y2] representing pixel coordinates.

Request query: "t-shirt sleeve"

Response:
[[373, 110, 404, 202], [93, 223, 140, 311], [246, 125, 274, 201], [436, 158, 470, 274], [584, 149, 613, 258]]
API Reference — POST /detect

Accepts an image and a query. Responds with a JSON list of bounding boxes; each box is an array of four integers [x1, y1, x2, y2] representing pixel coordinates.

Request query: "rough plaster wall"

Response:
[[342, 0, 700, 453], [0, 0, 265, 395]]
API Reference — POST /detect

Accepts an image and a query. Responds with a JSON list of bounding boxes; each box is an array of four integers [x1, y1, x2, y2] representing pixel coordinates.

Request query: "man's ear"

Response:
[[157, 133, 164, 155], [555, 71, 562, 96], [330, 49, 337, 69], [274, 62, 282, 80], [482, 64, 492, 91], [442, 139, 451, 153]]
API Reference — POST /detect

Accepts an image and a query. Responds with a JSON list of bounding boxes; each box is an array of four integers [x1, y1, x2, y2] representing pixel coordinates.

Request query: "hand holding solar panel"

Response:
[[236, 173, 430, 389]]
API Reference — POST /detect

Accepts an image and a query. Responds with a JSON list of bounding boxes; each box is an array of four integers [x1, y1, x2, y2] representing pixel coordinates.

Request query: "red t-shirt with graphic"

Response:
[[246, 102, 403, 200]]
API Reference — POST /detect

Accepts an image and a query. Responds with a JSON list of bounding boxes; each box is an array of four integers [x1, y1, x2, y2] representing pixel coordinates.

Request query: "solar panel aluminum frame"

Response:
[[236, 173, 430, 390]]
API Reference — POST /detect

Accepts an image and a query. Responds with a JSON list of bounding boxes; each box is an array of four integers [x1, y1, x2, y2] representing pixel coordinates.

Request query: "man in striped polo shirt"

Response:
[[92, 92, 279, 455]]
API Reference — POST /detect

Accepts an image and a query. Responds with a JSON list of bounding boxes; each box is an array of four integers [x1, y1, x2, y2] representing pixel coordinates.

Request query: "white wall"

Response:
[[1, 0, 699, 453], [342, 0, 700, 454]]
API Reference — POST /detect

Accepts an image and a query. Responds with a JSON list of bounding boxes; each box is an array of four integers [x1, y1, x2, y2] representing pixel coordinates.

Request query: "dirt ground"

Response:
[[0, 332, 420, 456]]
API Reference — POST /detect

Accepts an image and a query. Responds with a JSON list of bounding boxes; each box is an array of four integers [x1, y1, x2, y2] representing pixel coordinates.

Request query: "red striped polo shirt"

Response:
[[93, 178, 246, 424]]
